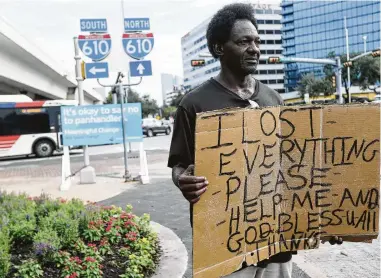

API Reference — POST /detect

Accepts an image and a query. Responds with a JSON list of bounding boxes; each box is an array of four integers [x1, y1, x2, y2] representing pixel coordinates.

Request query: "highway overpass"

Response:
[[0, 16, 104, 104]]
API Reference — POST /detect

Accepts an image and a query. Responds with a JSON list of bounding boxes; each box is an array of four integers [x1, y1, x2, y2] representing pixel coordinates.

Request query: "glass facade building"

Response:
[[281, 0, 380, 92]]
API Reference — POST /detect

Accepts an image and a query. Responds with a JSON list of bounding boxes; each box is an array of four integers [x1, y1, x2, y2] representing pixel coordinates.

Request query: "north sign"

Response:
[[122, 33, 154, 60], [124, 18, 150, 32], [78, 34, 112, 61]]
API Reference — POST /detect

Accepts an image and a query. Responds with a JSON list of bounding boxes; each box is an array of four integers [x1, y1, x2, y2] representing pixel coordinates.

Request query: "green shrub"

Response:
[[0, 228, 11, 277], [0, 194, 36, 244], [0, 193, 160, 278], [39, 210, 79, 248], [33, 229, 61, 259], [14, 259, 43, 278]]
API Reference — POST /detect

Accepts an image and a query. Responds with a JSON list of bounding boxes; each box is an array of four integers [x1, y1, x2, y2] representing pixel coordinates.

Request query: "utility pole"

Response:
[[335, 57, 343, 104], [344, 17, 351, 103], [73, 37, 95, 184]]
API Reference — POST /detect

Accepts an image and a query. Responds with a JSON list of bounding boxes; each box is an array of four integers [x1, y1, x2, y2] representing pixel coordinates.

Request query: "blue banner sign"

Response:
[[61, 104, 143, 146]]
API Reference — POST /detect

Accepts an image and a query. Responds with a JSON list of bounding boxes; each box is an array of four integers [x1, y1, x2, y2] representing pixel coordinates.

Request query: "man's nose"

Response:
[[247, 44, 260, 55]]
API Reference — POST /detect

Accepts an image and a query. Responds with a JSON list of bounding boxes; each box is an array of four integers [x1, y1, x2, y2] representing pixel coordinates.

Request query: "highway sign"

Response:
[[80, 19, 107, 32], [78, 34, 112, 61], [129, 60, 152, 77], [84, 62, 109, 79], [61, 103, 143, 146], [122, 33, 154, 60], [124, 18, 150, 31]]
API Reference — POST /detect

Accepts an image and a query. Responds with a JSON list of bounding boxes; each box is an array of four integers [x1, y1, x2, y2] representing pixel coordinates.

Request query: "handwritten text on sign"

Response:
[[193, 105, 380, 278]]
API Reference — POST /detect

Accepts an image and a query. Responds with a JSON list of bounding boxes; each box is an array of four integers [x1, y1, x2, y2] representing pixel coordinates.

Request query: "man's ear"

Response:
[[213, 44, 224, 57]]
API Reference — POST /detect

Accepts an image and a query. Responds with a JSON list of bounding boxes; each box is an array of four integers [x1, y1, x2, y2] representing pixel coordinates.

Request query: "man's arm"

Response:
[[172, 165, 186, 188]]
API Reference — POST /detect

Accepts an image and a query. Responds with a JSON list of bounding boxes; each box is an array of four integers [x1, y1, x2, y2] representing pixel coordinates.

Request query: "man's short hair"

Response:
[[206, 3, 258, 59]]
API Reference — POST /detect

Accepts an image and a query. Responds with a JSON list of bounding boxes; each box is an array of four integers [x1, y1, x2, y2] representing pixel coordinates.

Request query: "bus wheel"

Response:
[[34, 140, 54, 158]]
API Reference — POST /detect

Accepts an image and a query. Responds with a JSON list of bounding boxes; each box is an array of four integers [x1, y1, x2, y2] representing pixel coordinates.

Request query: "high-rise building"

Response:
[[181, 4, 285, 94], [161, 73, 183, 106], [281, 0, 380, 92]]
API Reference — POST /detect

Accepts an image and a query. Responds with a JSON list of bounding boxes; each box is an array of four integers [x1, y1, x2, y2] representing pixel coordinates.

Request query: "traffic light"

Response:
[[81, 61, 86, 79], [371, 49, 380, 57], [343, 61, 353, 68], [268, 57, 282, 63], [191, 59, 206, 67], [332, 75, 336, 88]]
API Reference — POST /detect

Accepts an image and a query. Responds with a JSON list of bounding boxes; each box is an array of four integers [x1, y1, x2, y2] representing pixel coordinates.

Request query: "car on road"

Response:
[[142, 118, 171, 137]]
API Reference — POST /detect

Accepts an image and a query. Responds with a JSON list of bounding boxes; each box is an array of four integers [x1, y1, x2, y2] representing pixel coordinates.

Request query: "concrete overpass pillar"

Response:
[[66, 87, 78, 101], [26, 92, 36, 100]]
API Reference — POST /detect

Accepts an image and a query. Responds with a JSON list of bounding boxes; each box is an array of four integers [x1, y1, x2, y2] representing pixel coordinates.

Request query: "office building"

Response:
[[281, 0, 380, 92], [161, 73, 183, 106], [181, 4, 285, 94]]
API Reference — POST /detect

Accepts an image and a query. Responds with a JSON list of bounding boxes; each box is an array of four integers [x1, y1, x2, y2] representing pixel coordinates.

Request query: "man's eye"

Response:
[[239, 40, 249, 45], [255, 40, 261, 45]]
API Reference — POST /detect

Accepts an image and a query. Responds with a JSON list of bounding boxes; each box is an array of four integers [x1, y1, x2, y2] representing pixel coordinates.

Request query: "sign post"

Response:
[[119, 81, 131, 180], [73, 36, 95, 184], [73, 18, 112, 184]]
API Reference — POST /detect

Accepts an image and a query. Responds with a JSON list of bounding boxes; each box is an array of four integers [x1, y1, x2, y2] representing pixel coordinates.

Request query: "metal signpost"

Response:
[[96, 77, 143, 181], [73, 19, 112, 184], [67, 14, 154, 186]]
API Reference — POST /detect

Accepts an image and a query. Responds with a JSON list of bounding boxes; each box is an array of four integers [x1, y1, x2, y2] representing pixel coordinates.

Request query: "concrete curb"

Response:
[[150, 221, 188, 278], [292, 255, 328, 278]]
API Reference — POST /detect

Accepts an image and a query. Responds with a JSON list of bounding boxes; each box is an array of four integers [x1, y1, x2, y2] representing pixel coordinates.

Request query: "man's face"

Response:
[[221, 19, 261, 75]]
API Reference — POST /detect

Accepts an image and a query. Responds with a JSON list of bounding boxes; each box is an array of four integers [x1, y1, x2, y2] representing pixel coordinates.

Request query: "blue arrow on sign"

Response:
[[122, 33, 154, 60], [124, 18, 150, 31], [129, 60, 152, 77], [85, 62, 109, 79], [78, 34, 112, 61], [80, 19, 108, 32]]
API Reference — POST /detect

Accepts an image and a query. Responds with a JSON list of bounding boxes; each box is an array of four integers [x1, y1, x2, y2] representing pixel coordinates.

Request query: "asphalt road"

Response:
[[0, 133, 172, 167]]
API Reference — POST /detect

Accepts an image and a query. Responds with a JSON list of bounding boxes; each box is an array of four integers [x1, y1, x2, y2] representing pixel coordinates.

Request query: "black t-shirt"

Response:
[[168, 78, 293, 266]]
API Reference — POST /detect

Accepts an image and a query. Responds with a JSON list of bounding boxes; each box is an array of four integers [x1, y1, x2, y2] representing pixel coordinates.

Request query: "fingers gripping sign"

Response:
[[178, 165, 209, 204]]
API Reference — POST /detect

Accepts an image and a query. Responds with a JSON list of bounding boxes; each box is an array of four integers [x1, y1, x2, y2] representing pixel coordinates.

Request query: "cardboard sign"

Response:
[[194, 105, 380, 278]]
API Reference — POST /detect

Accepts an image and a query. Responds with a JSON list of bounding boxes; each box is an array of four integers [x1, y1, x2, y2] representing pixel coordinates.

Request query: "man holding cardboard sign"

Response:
[[168, 3, 359, 278]]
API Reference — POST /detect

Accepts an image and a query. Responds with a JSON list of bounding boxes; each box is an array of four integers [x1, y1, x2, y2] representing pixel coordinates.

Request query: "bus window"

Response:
[[0, 108, 50, 135]]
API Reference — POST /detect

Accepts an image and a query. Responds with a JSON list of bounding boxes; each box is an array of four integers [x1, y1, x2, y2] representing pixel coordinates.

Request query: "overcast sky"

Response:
[[0, 0, 280, 103]]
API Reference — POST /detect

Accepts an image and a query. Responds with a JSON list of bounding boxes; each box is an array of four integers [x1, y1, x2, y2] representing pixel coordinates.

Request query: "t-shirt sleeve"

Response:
[[167, 105, 195, 168]]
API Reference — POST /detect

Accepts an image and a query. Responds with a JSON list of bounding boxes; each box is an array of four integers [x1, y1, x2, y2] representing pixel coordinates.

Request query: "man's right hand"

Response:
[[177, 165, 208, 204]]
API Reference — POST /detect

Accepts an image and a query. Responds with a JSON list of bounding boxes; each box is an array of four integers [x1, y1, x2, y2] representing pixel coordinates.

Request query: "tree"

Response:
[[324, 51, 380, 101], [105, 88, 158, 117], [141, 94, 159, 118], [105, 87, 142, 104], [162, 106, 177, 119], [297, 73, 334, 98]]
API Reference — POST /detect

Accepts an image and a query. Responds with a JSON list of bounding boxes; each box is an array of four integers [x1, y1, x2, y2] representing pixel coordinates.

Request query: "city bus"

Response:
[[0, 98, 78, 158]]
